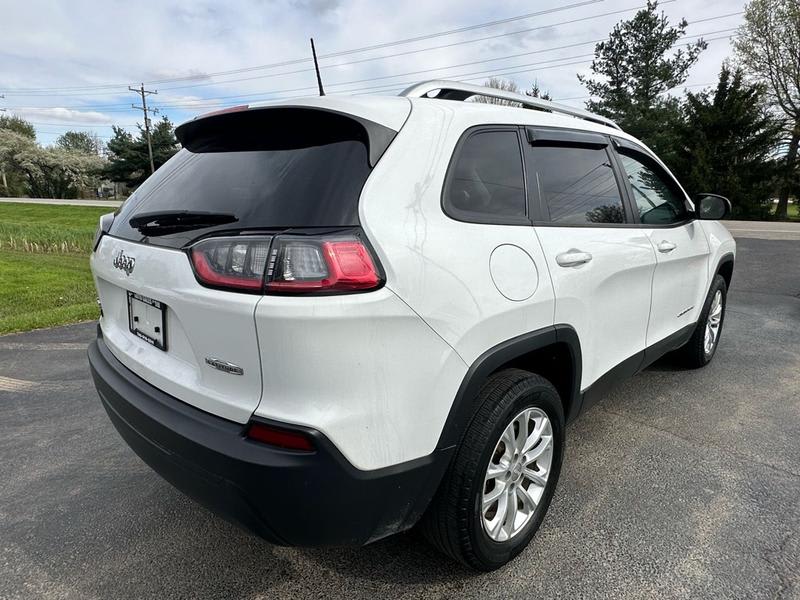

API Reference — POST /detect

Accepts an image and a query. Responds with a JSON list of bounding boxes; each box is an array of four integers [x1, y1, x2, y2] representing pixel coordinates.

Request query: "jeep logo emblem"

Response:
[[112, 250, 136, 276]]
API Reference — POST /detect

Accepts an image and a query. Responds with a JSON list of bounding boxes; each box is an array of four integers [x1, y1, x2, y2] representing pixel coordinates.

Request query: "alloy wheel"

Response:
[[481, 407, 553, 542], [704, 289, 723, 356]]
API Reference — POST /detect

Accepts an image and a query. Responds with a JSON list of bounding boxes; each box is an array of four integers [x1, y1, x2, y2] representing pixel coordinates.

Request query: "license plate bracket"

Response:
[[127, 291, 167, 351]]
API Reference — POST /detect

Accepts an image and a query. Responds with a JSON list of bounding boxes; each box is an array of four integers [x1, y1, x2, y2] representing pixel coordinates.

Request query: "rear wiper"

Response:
[[129, 211, 238, 236]]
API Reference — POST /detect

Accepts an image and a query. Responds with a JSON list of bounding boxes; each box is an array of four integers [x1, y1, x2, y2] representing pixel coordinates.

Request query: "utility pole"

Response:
[[310, 38, 325, 96], [129, 83, 158, 174], [0, 95, 6, 194]]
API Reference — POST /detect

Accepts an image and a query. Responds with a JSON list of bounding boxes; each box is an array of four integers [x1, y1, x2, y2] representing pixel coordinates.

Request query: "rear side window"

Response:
[[109, 108, 387, 248], [529, 146, 625, 225], [443, 129, 527, 223]]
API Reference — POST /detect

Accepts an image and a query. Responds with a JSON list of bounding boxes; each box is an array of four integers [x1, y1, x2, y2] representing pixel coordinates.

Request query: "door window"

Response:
[[528, 146, 625, 225], [618, 152, 688, 225]]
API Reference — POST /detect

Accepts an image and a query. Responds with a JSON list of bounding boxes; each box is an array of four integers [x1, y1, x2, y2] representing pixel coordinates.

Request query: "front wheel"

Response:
[[421, 369, 564, 571], [678, 274, 728, 368]]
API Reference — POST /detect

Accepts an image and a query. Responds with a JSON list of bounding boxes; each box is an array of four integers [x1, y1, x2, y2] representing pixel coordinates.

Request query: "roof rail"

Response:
[[399, 80, 620, 131]]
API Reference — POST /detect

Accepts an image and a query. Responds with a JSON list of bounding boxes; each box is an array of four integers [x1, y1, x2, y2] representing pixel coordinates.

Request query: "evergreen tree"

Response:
[[525, 80, 552, 101], [578, 1, 706, 164], [104, 116, 179, 188], [673, 66, 783, 219]]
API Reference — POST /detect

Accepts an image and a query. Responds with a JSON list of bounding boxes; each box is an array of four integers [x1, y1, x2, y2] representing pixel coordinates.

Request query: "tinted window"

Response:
[[110, 109, 375, 248], [619, 152, 688, 224], [530, 146, 625, 224], [445, 130, 526, 220]]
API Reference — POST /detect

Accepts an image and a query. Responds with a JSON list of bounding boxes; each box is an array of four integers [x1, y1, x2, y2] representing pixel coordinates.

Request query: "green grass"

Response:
[[0, 203, 109, 334], [0, 202, 111, 253], [0, 251, 98, 334]]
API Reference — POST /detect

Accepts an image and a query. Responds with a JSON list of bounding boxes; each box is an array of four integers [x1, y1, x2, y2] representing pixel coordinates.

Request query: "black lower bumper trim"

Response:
[[88, 328, 452, 546]]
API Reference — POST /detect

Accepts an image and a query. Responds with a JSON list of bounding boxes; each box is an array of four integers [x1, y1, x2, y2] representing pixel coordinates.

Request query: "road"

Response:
[[0, 197, 122, 208], [0, 198, 798, 238], [1, 228, 798, 599]]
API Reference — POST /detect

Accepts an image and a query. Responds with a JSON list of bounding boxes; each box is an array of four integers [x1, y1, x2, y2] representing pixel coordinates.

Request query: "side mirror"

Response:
[[695, 194, 731, 220]]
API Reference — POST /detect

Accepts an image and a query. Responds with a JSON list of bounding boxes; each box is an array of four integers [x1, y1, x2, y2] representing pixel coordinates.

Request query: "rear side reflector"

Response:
[[187, 231, 382, 295], [246, 422, 315, 452]]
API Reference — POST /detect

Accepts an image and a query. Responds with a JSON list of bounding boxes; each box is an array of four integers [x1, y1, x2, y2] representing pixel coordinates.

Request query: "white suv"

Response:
[[88, 80, 735, 571]]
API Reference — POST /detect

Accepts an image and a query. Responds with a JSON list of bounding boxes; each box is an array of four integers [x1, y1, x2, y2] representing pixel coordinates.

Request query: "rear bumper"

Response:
[[88, 327, 452, 546]]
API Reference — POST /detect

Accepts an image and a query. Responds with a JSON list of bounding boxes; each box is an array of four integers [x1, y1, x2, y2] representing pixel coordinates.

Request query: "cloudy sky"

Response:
[[0, 0, 746, 146]]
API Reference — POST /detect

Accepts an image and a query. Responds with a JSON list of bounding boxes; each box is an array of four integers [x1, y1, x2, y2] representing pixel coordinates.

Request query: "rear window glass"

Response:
[[110, 109, 376, 248]]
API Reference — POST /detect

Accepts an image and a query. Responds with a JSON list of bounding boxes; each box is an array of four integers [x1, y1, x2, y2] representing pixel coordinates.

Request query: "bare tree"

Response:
[[474, 77, 523, 106], [735, 0, 800, 220]]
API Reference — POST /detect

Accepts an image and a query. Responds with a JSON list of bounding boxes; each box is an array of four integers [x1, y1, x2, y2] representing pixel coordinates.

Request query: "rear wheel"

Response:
[[421, 369, 564, 571], [678, 274, 727, 368]]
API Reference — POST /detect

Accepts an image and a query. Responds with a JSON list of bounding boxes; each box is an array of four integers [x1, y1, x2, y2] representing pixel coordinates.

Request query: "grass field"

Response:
[[0, 203, 110, 254], [0, 199, 796, 334], [0, 203, 111, 334]]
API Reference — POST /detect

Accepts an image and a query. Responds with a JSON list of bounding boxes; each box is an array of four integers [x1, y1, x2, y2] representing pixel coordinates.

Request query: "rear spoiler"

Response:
[[175, 106, 398, 167]]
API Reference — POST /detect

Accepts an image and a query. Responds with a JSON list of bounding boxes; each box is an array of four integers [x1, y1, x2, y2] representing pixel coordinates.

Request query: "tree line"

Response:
[[0, 115, 179, 199], [490, 0, 798, 220], [1, 0, 797, 219]]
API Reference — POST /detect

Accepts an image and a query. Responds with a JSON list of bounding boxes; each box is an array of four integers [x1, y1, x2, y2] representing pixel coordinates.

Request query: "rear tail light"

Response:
[[188, 231, 383, 294], [266, 237, 380, 293], [246, 421, 315, 452], [189, 236, 271, 291]]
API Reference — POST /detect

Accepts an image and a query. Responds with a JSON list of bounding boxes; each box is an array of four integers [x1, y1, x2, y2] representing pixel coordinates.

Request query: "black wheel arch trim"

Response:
[[714, 252, 735, 287], [436, 324, 582, 450]]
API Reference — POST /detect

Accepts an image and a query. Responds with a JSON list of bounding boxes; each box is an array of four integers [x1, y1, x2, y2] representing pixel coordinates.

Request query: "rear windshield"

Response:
[[109, 108, 382, 248]]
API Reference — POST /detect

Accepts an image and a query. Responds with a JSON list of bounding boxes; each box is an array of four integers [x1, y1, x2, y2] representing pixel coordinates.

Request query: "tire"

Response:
[[678, 274, 728, 368], [421, 368, 565, 571]]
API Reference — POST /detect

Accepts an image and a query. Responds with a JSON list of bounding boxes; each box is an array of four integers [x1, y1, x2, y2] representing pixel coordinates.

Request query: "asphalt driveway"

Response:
[[1, 232, 798, 599]]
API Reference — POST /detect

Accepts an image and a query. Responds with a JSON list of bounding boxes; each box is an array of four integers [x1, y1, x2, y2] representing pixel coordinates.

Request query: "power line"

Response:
[[133, 28, 744, 107], [346, 33, 737, 96], [145, 4, 737, 95], [0, 0, 602, 95], [2, 1, 654, 104], [140, 1, 689, 95], [12, 30, 738, 128], [4, 13, 741, 112], [10, 1, 741, 100]]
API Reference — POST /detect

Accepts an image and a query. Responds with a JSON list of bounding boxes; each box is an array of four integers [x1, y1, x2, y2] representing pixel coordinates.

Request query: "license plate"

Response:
[[127, 291, 167, 351]]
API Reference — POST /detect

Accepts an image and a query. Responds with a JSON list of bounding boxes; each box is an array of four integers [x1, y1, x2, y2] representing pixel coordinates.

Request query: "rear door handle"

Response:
[[657, 240, 677, 253], [556, 250, 593, 268]]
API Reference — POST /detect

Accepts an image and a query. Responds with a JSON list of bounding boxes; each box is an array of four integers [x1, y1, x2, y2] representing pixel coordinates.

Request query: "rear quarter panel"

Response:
[[359, 101, 557, 367]]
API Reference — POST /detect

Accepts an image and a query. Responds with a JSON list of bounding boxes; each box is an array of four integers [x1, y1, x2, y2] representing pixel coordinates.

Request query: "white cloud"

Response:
[[0, 0, 749, 146], [11, 107, 115, 124]]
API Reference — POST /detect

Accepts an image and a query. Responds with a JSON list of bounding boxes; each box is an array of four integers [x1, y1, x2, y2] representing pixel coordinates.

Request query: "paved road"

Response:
[[0, 197, 122, 208], [1, 234, 798, 599], [724, 220, 800, 241]]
